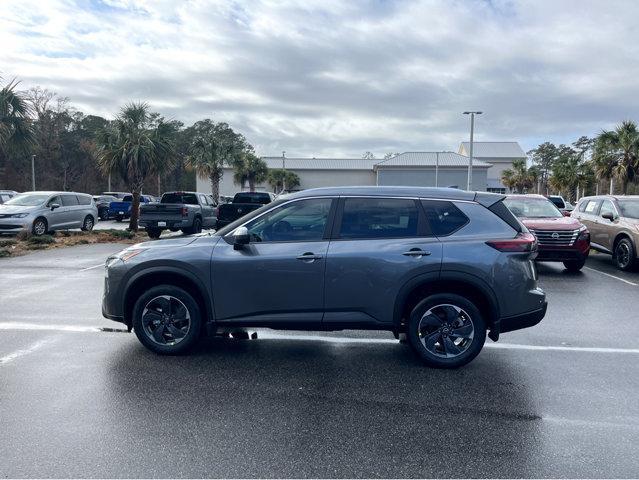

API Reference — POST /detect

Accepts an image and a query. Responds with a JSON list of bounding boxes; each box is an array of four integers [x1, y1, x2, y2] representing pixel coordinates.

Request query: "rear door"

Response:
[[198, 194, 216, 227], [323, 196, 442, 327], [60, 194, 81, 228]]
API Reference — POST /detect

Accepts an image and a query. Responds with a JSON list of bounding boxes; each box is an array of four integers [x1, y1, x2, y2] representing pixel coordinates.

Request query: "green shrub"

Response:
[[0, 239, 17, 247], [108, 230, 135, 240], [75, 239, 90, 245], [27, 234, 55, 245], [25, 244, 47, 250], [0, 249, 11, 258]]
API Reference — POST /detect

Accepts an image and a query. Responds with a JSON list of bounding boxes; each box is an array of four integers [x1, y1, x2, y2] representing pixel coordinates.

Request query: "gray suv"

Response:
[[0, 191, 98, 235], [102, 187, 546, 368]]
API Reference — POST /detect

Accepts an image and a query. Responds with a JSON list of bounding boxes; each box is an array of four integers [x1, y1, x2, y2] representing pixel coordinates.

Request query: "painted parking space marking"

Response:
[[584, 266, 638, 286], [1, 323, 638, 354], [79, 264, 105, 272], [0, 338, 54, 365]]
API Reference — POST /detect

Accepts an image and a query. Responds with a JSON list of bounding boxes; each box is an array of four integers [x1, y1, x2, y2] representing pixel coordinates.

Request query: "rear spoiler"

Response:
[[473, 192, 506, 208], [474, 192, 523, 233]]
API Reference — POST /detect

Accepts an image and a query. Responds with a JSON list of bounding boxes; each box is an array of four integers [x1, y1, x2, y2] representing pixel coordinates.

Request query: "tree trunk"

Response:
[[128, 181, 143, 231], [249, 177, 255, 192], [210, 172, 220, 203], [622, 179, 628, 195]]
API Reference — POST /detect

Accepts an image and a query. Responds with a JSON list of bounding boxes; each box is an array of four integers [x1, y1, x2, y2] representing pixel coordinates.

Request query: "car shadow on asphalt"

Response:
[[103, 335, 543, 477]]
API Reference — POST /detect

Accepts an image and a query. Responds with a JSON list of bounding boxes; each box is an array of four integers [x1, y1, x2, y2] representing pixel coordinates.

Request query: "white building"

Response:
[[458, 142, 527, 193], [196, 152, 491, 197]]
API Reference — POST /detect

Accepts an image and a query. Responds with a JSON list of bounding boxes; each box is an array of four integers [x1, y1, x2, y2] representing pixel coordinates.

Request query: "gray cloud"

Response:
[[2, 0, 639, 157]]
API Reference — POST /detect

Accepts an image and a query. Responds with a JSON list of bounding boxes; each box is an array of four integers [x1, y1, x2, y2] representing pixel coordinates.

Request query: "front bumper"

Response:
[[499, 301, 547, 334]]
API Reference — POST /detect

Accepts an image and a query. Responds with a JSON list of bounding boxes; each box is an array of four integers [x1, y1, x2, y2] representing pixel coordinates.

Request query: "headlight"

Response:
[[9, 213, 29, 218]]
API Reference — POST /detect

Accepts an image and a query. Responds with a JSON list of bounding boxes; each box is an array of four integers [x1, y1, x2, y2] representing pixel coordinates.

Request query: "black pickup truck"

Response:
[[216, 192, 275, 229], [140, 191, 217, 239]]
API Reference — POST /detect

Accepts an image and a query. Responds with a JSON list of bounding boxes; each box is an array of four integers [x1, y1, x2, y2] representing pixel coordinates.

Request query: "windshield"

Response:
[[161, 193, 198, 205], [504, 197, 563, 218], [4, 193, 50, 206], [617, 199, 639, 219]]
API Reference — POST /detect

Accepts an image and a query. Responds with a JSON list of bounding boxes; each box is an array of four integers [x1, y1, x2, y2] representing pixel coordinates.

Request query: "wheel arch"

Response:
[[613, 232, 635, 252], [393, 272, 500, 337], [123, 267, 213, 331]]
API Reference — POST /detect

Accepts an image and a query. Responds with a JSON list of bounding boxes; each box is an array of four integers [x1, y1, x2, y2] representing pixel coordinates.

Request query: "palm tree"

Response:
[[267, 169, 300, 193], [0, 79, 34, 183], [593, 120, 639, 194], [501, 159, 536, 193], [233, 153, 268, 191], [96, 102, 174, 231]]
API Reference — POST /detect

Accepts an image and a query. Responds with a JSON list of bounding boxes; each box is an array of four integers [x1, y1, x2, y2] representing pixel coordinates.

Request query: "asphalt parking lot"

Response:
[[1, 244, 638, 478]]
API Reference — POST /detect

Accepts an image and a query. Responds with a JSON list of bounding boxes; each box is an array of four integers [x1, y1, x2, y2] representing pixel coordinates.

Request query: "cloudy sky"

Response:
[[2, 0, 638, 157]]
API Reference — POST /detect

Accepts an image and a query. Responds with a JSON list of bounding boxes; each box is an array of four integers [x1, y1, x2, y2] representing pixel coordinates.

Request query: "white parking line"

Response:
[[0, 338, 54, 365], [1, 323, 639, 354], [79, 264, 104, 272], [584, 266, 638, 286]]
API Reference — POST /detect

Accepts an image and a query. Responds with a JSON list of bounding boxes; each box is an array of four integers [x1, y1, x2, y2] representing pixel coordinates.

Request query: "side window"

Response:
[[421, 200, 469, 236], [578, 200, 588, 212], [47, 196, 61, 207], [184, 194, 199, 205], [199, 194, 208, 205], [245, 198, 333, 242], [62, 194, 79, 206], [584, 200, 600, 214], [77, 195, 91, 206], [338, 198, 419, 239], [599, 200, 615, 217]]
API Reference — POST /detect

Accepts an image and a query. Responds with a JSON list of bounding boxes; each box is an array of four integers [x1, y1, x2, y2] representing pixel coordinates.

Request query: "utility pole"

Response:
[[107, 173, 112, 192], [435, 151, 439, 187], [282, 150, 286, 193], [610, 178, 614, 195], [463, 111, 482, 191], [31, 155, 36, 191]]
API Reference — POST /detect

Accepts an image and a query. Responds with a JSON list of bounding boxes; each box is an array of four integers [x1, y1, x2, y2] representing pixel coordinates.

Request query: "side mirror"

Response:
[[50, 203, 60, 210], [232, 226, 250, 250], [602, 212, 615, 221]]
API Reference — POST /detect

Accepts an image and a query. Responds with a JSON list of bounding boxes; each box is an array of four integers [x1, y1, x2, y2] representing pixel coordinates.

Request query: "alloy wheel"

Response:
[[616, 242, 631, 269], [417, 304, 475, 358], [33, 220, 46, 236], [141, 295, 191, 346]]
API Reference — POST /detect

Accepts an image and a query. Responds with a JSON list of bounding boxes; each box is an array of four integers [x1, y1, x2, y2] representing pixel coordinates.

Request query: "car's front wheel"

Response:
[[407, 294, 486, 368], [563, 258, 586, 272], [32, 217, 48, 236], [132, 285, 202, 355], [614, 238, 636, 271]]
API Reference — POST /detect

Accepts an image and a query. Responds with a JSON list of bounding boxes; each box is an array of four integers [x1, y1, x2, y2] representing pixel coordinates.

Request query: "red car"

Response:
[[504, 194, 590, 271]]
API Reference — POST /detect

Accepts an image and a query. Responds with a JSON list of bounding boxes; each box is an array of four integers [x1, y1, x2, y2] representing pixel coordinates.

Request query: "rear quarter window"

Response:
[[77, 195, 91, 206], [421, 200, 469, 236], [434, 201, 516, 237]]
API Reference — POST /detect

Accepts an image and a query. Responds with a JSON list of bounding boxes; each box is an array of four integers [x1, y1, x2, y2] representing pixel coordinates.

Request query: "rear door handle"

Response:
[[296, 252, 323, 262], [402, 249, 431, 257]]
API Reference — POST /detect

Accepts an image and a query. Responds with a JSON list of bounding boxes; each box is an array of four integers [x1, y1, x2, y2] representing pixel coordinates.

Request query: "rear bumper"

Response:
[[499, 302, 547, 334], [139, 218, 190, 229]]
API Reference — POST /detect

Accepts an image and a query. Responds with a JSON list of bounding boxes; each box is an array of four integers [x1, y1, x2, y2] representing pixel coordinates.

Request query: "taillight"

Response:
[[181, 207, 188, 217], [486, 232, 537, 252]]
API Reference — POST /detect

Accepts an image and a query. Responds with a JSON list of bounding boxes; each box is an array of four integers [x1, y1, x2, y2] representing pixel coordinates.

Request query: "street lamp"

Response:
[[282, 150, 286, 193], [31, 154, 36, 191], [463, 111, 482, 191]]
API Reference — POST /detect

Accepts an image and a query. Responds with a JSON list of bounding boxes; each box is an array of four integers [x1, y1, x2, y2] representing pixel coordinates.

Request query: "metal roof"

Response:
[[458, 142, 526, 158], [261, 156, 377, 170], [375, 151, 491, 168]]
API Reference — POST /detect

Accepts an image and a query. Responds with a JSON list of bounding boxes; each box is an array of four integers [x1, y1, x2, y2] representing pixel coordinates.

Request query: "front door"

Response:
[[45, 195, 65, 229], [211, 197, 335, 326], [596, 199, 617, 250], [324, 197, 443, 327]]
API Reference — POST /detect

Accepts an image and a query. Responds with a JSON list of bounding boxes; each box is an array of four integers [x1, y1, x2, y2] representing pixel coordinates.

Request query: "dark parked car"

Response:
[[139, 191, 217, 239], [108, 194, 153, 222], [93, 195, 118, 220], [102, 191, 129, 200], [103, 186, 546, 368], [504, 195, 590, 271], [216, 191, 275, 229]]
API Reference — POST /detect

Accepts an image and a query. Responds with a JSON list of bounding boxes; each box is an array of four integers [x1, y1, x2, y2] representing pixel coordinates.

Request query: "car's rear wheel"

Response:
[[563, 258, 586, 272], [407, 294, 486, 368], [32, 217, 47, 236], [146, 228, 162, 239], [81, 215, 94, 232], [115, 215, 123, 222], [132, 285, 202, 354], [614, 238, 636, 271], [99, 209, 109, 221]]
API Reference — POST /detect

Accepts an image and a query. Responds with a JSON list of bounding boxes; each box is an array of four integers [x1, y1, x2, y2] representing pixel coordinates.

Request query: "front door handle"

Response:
[[296, 252, 323, 262], [402, 248, 431, 258]]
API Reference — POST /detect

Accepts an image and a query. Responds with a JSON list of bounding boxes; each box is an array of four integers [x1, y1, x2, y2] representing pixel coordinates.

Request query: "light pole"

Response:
[[463, 111, 482, 191], [31, 154, 36, 191], [435, 151, 439, 187], [282, 150, 286, 193]]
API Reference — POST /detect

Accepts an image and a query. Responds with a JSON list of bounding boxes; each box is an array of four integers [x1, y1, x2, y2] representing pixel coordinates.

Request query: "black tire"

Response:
[[115, 215, 123, 222], [32, 217, 48, 236], [614, 238, 637, 271], [146, 228, 162, 239], [193, 217, 202, 234], [132, 285, 202, 355], [99, 210, 109, 221], [407, 293, 486, 369], [81, 215, 95, 232], [563, 258, 586, 272]]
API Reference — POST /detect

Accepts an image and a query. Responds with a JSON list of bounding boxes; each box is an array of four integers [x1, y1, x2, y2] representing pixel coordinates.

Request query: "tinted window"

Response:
[[161, 193, 198, 205], [122, 195, 133, 202], [234, 192, 271, 204], [617, 199, 639, 219], [421, 200, 469, 236], [339, 198, 418, 239], [549, 196, 565, 208], [77, 195, 91, 205], [599, 200, 615, 218], [62, 194, 79, 206], [245, 198, 332, 242]]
